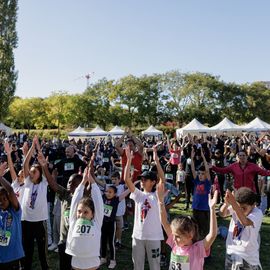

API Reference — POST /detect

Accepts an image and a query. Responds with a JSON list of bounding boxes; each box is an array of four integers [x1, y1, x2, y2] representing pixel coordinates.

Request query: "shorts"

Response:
[[225, 254, 262, 270], [72, 256, 100, 269]]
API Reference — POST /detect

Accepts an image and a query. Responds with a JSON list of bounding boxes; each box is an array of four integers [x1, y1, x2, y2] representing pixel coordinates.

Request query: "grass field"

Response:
[[33, 200, 270, 270]]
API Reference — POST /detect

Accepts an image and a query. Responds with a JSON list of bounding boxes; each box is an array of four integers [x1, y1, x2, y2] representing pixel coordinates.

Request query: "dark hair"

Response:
[[107, 185, 117, 194], [171, 215, 199, 243], [0, 187, 8, 198], [198, 165, 205, 172], [69, 173, 83, 183], [111, 171, 120, 179], [235, 187, 257, 205], [78, 197, 95, 218]]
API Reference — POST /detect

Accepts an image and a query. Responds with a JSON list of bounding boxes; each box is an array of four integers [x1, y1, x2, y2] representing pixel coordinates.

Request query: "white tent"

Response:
[[87, 126, 108, 137], [241, 117, 270, 132], [142, 125, 163, 136], [176, 119, 210, 137], [210, 117, 243, 133], [109, 126, 125, 136], [0, 123, 12, 136], [68, 126, 88, 137]]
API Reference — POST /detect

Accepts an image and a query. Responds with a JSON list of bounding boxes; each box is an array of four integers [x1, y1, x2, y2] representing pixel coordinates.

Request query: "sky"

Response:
[[14, 0, 270, 98]]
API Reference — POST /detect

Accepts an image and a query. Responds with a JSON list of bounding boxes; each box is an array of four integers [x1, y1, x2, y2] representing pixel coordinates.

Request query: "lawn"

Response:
[[33, 200, 270, 270]]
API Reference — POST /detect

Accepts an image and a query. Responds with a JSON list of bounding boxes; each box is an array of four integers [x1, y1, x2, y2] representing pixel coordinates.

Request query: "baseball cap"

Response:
[[139, 171, 157, 181]]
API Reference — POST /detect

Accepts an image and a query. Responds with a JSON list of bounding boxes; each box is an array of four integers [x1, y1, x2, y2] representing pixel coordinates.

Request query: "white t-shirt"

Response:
[[11, 179, 25, 206], [21, 176, 48, 222], [130, 188, 164, 241], [66, 183, 104, 258], [226, 206, 263, 266]]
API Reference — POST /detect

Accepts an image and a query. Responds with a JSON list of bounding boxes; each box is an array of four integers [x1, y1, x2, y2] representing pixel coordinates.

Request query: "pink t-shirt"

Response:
[[166, 234, 209, 270], [169, 150, 181, 165]]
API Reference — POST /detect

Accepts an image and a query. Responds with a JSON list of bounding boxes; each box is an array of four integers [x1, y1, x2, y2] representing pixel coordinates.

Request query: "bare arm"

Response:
[[166, 135, 172, 152], [123, 146, 135, 193], [115, 134, 125, 156], [156, 181, 172, 236], [23, 137, 38, 178], [204, 190, 218, 250], [201, 148, 211, 180], [4, 142, 17, 181], [0, 163, 19, 210]]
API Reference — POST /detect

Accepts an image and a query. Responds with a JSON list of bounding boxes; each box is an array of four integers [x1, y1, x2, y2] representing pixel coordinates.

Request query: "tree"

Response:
[[0, 0, 18, 120]]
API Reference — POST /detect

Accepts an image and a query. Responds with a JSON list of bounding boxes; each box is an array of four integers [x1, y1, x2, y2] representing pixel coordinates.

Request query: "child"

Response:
[[219, 187, 263, 270], [65, 167, 104, 270], [100, 184, 131, 269], [176, 163, 186, 193], [157, 181, 218, 270], [191, 147, 212, 240], [0, 163, 24, 270], [124, 146, 163, 270]]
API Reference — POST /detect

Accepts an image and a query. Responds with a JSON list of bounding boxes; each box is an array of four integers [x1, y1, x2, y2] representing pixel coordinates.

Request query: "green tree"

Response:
[[0, 0, 18, 120]]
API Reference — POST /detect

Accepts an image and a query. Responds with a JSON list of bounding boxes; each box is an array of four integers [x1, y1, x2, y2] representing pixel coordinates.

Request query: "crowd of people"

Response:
[[0, 129, 269, 270]]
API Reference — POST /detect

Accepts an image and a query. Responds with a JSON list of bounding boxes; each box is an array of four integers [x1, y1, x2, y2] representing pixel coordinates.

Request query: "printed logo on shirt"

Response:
[[29, 185, 38, 209], [233, 221, 244, 241], [140, 199, 151, 222], [104, 204, 113, 217], [64, 162, 75, 171], [195, 184, 206, 195], [169, 252, 190, 270], [0, 211, 13, 247]]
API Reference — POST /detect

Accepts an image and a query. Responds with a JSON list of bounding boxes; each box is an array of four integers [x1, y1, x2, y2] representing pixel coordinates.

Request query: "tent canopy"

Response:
[[142, 125, 163, 136], [0, 123, 12, 136], [109, 125, 125, 136], [68, 126, 88, 137], [241, 117, 270, 132], [210, 117, 243, 133], [176, 119, 210, 137], [87, 126, 108, 137]]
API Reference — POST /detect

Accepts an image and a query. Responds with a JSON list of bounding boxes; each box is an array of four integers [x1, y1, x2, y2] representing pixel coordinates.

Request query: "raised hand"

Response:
[[4, 142, 12, 155], [153, 145, 158, 161], [37, 152, 47, 167], [0, 162, 8, 177], [125, 145, 133, 160], [208, 190, 218, 210]]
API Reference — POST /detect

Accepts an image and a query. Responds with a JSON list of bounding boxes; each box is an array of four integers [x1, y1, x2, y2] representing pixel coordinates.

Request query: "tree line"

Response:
[[4, 71, 270, 130]]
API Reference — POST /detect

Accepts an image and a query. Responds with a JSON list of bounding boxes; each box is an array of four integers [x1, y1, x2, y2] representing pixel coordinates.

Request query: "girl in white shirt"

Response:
[[66, 167, 104, 270]]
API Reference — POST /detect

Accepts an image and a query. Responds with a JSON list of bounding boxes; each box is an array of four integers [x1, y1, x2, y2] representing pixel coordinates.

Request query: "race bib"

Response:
[[64, 162, 75, 171], [169, 253, 190, 270], [0, 231, 11, 246], [104, 204, 113, 217], [103, 157, 109, 163], [72, 218, 93, 238], [165, 173, 174, 180], [172, 153, 179, 159], [142, 165, 149, 171]]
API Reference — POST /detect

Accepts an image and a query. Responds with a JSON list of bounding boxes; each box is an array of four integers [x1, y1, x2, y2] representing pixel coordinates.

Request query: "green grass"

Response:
[[33, 200, 270, 270]]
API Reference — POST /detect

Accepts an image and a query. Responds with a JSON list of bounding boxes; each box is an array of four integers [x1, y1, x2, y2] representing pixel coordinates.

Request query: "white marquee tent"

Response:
[[68, 126, 89, 141], [87, 126, 108, 137], [109, 126, 125, 136], [142, 125, 163, 136], [210, 117, 243, 133], [176, 119, 210, 137], [241, 117, 270, 132], [0, 123, 12, 136]]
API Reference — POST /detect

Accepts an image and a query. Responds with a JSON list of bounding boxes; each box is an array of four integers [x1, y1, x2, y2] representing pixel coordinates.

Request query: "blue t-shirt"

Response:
[[192, 176, 211, 211], [0, 206, 24, 263]]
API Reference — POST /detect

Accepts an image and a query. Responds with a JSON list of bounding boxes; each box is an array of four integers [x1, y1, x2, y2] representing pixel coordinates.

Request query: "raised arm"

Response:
[[123, 146, 135, 193], [156, 181, 172, 237], [201, 148, 211, 180], [0, 162, 19, 210], [23, 136, 38, 178], [115, 134, 125, 156], [190, 148, 197, 179], [204, 190, 218, 250], [131, 134, 143, 155], [4, 142, 17, 181], [153, 145, 165, 183], [166, 135, 172, 152]]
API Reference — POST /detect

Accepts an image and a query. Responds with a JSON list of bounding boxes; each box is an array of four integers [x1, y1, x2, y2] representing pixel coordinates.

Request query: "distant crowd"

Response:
[[0, 129, 269, 270]]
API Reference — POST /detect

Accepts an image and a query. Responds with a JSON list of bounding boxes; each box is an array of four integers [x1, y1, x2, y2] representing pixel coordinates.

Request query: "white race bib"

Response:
[[104, 204, 113, 217], [64, 162, 75, 171], [72, 218, 93, 238]]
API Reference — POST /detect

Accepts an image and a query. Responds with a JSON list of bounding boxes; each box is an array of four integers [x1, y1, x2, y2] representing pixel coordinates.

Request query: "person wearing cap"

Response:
[[124, 146, 163, 270]]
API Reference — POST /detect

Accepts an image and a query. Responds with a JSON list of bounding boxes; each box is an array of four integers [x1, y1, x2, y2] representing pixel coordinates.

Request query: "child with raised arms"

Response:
[[157, 181, 218, 270], [65, 167, 104, 270]]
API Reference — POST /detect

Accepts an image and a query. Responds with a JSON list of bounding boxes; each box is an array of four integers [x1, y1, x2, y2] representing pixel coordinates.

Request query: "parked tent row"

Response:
[[176, 117, 270, 138]]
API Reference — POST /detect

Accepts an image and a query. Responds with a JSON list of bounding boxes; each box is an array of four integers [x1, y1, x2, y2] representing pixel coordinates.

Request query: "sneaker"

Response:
[[54, 248, 58, 253], [108, 260, 116, 269], [48, 243, 58, 251], [100, 257, 107, 266]]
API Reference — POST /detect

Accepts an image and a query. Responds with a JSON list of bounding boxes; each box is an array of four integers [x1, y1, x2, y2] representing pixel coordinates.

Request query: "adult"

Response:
[[211, 150, 270, 193], [54, 145, 86, 187]]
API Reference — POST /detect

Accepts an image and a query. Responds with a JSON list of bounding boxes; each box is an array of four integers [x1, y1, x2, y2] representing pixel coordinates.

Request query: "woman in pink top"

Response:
[[157, 183, 218, 270]]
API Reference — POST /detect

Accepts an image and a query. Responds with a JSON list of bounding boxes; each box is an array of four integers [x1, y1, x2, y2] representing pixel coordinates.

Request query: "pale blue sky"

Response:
[[15, 0, 270, 98]]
